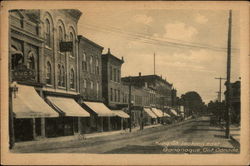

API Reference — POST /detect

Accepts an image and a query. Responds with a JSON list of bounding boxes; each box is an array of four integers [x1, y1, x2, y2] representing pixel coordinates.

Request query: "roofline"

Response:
[[102, 53, 124, 64], [78, 35, 104, 50]]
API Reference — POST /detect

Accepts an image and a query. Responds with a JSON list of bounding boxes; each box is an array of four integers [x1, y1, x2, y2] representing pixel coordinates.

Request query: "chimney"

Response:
[[108, 48, 111, 54], [121, 56, 124, 61], [139, 72, 141, 76]]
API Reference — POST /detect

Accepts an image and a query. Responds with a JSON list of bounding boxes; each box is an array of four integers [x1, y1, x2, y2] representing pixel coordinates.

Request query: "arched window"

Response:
[[82, 51, 87, 71], [61, 65, 65, 87], [46, 61, 52, 84], [27, 52, 35, 69], [69, 32, 74, 57], [57, 64, 61, 86], [90, 56, 93, 73], [96, 59, 99, 75], [96, 82, 99, 99], [70, 68, 75, 89], [45, 19, 51, 47]]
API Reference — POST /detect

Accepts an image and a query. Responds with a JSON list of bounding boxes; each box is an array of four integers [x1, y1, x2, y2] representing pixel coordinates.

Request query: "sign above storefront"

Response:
[[12, 64, 36, 82]]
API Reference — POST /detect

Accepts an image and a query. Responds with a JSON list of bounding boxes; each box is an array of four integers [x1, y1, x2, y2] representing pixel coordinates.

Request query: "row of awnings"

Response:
[[144, 107, 179, 118], [12, 84, 129, 119]]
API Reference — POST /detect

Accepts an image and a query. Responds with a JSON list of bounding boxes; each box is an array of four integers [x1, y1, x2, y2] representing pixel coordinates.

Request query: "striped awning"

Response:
[[144, 108, 157, 118], [151, 108, 164, 117], [13, 84, 59, 118], [47, 96, 90, 117], [112, 110, 130, 118], [83, 101, 115, 117]]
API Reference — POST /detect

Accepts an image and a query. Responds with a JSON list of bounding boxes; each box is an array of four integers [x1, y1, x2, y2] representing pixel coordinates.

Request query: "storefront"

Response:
[[143, 107, 157, 125], [151, 107, 164, 123], [81, 101, 115, 132], [45, 96, 90, 137], [12, 84, 59, 142], [111, 110, 130, 130]]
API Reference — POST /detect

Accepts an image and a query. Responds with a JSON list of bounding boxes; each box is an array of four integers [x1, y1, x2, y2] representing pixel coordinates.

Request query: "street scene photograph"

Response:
[[4, 1, 243, 157]]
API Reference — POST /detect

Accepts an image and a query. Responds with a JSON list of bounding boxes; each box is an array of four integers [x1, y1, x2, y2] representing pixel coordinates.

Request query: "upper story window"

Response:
[[83, 79, 87, 89], [46, 61, 52, 85], [70, 68, 75, 89], [90, 56, 93, 73], [96, 59, 99, 75], [113, 68, 116, 82], [110, 66, 112, 80], [27, 51, 35, 70], [117, 69, 120, 83], [69, 32, 74, 57], [90, 81, 94, 90], [58, 26, 63, 51], [96, 82, 99, 98], [45, 19, 51, 47]]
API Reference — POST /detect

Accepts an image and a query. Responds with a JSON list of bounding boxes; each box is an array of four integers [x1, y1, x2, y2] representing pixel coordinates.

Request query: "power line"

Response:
[[82, 22, 240, 52]]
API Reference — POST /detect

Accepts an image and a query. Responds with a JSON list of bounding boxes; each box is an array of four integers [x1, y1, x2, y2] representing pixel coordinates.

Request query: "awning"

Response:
[[170, 109, 178, 116], [151, 108, 164, 117], [112, 110, 130, 118], [163, 112, 171, 117], [47, 96, 90, 117], [144, 108, 157, 118], [13, 84, 59, 118], [83, 101, 115, 117]]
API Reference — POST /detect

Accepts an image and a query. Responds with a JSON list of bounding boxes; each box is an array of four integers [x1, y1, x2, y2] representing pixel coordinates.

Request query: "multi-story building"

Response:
[[9, 9, 92, 142], [101, 48, 124, 109], [78, 35, 103, 101]]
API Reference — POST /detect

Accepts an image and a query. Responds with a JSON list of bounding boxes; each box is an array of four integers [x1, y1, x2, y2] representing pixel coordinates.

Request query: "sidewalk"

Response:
[[14, 124, 162, 149]]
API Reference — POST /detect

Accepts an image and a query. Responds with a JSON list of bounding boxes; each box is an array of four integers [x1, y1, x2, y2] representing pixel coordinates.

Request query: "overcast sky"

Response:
[[77, 3, 240, 103]]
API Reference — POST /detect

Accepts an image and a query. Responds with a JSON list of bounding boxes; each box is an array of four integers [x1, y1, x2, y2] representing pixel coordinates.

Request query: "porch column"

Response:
[[121, 118, 123, 130], [78, 117, 81, 134], [32, 118, 36, 140], [41, 118, 46, 137], [107, 117, 111, 131]]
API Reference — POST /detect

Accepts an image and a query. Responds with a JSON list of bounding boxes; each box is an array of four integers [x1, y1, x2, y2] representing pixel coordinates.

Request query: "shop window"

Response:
[[46, 61, 52, 85], [70, 68, 75, 89]]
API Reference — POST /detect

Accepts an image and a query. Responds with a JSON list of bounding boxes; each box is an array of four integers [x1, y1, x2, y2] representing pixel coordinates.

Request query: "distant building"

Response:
[[78, 35, 104, 101], [121, 74, 173, 109], [101, 48, 124, 109], [225, 80, 240, 124]]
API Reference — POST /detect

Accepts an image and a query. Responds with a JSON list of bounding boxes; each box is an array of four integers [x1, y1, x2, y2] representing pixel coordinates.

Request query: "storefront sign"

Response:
[[60, 41, 73, 52], [12, 65, 36, 82]]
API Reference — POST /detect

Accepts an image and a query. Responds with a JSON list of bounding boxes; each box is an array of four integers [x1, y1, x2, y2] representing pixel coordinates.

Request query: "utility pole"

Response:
[[215, 77, 226, 102], [153, 52, 156, 75], [128, 76, 132, 132], [225, 10, 232, 138]]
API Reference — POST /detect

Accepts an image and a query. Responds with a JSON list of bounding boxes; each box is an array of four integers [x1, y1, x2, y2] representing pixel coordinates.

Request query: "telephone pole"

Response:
[[225, 10, 232, 138], [128, 76, 132, 132], [215, 77, 226, 102]]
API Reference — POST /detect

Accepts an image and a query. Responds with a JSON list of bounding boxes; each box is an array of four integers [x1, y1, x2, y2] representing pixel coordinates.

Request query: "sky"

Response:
[[77, 3, 240, 104]]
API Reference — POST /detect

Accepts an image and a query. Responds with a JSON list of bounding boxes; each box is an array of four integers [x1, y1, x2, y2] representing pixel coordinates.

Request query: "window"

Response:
[[61, 65, 65, 87], [118, 90, 120, 102], [70, 69, 75, 89], [45, 19, 51, 47], [96, 59, 99, 75], [110, 88, 113, 101], [117, 70, 120, 83], [46, 61, 52, 84], [27, 52, 35, 69], [58, 26, 63, 51], [57, 64, 61, 86], [83, 79, 87, 88], [69, 32, 74, 57], [110, 66, 112, 80], [82, 51, 87, 71], [113, 68, 116, 82], [90, 81, 93, 89], [96, 82, 99, 98], [90, 56, 93, 73], [114, 89, 117, 102]]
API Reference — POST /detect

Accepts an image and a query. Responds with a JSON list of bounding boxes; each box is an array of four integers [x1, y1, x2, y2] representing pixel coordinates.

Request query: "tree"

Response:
[[181, 91, 205, 116]]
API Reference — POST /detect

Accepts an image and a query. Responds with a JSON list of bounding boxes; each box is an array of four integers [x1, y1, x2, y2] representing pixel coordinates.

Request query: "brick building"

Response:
[[101, 48, 124, 109], [9, 9, 92, 142], [78, 35, 103, 101]]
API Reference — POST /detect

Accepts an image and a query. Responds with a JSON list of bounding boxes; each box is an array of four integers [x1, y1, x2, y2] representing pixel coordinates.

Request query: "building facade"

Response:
[[78, 35, 103, 101], [101, 48, 124, 109]]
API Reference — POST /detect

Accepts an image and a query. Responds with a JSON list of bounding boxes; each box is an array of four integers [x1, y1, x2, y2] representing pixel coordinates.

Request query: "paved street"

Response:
[[12, 116, 239, 154]]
